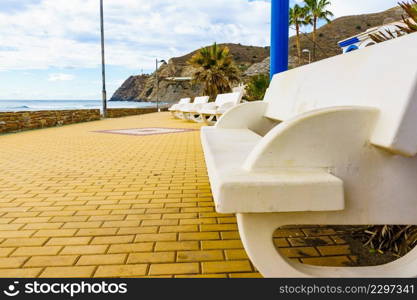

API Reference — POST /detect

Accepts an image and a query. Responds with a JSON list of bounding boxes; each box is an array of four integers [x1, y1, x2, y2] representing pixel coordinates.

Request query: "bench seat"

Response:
[[201, 127, 344, 213]]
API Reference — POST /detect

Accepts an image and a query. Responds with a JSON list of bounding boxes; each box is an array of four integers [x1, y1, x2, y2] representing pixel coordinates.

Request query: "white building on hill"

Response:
[[338, 19, 406, 53]]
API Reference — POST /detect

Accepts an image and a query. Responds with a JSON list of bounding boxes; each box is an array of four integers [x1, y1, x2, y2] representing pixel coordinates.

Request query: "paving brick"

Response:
[[278, 247, 320, 258], [0, 268, 42, 278], [127, 252, 175, 264], [134, 233, 177, 242], [177, 250, 223, 262], [303, 228, 337, 237], [12, 217, 51, 224], [0, 257, 28, 268], [271, 238, 289, 249], [179, 232, 219, 241], [76, 228, 117, 236], [175, 274, 228, 278], [159, 225, 198, 233], [220, 231, 241, 240], [88, 215, 125, 222], [77, 254, 126, 266], [0, 230, 35, 238], [117, 227, 158, 235], [317, 245, 351, 256], [202, 260, 252, 274], [2, 238, 48, 247], [124, 214, 161, 220], [149, 263, 199, 275], [47, 237, 91, 246], [102, 221, 140, 228], [180, 218, 216, 225], [141, 219, 178, 226], [0, 223, 24, 230], [91, 235, 135, 245], [34, 229, 77, 237], [23, 223, 64, 230], [229, 273, 263, 278], [12, 246, 62, 257], [200, 224, 238, 232], [25, 255, 77, 267], [162, 213, 197, 219], [181, 207, 214, 213], [40, 266, 96, 278], [94, 264, 148, 277], [108, 243, 154, 254], [0, 248, 15, 257], [217, 217, 237, 224], [225, 249, 249, 260], [61, 245, 108, 255], [331, 235, 348, 245], [155, 241, 199, 251], [63, 222, 102, 229], [201, 240, 243, 250]]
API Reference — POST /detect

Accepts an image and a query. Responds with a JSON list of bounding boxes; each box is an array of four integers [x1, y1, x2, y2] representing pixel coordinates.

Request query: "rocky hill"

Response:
[[111, 6, 403, 103], [111, 44, 269, 103]]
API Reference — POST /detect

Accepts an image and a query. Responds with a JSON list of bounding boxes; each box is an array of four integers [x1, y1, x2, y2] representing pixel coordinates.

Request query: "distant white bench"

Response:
[[185, 92, 243, 124], [169, 98, 191, 118], [201, 33, 417, 277], [178, 96, 210, 120]]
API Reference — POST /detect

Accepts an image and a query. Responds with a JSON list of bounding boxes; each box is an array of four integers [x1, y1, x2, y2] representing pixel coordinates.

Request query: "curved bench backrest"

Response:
[[264, 33, 417, 156], [178, 98, 191, 105], [215, 92, 243, 107], [194, 96, 210, 104]]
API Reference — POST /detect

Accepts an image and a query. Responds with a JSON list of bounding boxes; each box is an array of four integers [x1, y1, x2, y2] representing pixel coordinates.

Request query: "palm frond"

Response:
[[188, 43, 241, 100], [369, 1, 417, 43]]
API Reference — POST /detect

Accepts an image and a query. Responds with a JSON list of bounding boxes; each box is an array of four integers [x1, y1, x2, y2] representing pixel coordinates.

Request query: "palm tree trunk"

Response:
[[296, 24, 301, 66], [312, 18, 317, 61]]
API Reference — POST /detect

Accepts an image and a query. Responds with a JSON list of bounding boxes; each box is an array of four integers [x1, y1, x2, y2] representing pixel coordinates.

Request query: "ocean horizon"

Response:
[[0, 100, 161, 112]]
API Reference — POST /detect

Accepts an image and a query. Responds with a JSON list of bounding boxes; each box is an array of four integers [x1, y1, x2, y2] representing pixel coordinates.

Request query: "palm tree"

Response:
[[290, 4, 311, 65], [188, 43, 241, 100], [304, 0, 334, 61]]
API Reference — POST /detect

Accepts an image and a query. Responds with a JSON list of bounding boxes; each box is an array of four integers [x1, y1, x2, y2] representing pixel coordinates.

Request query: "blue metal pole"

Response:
[[270, 0, 290, 79]]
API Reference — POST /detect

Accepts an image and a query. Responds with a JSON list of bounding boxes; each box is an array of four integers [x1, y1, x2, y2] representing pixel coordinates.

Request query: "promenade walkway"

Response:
[[0, 112, 356, 278]]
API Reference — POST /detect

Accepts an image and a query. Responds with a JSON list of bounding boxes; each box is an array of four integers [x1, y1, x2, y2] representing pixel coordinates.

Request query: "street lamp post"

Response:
[[155, 59, 167, 112], [303, 49, 311, 64], [100, 0, 107, 118]]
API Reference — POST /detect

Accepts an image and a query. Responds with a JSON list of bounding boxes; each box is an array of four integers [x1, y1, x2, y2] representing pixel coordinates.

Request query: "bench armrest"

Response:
[[244, 106, 379, 171], [217, 102, 235, 114], [216, 101, 277, 136]]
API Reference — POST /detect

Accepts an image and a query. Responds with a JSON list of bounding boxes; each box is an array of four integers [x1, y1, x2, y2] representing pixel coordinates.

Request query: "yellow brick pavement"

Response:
[[0, 112, 354, 278]]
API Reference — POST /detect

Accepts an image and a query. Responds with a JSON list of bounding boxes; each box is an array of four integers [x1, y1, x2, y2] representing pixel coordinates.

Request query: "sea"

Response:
[[0, 100, 160, 112]]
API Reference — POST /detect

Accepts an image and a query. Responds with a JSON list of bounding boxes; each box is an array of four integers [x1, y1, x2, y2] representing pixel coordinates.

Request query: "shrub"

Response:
[[244, 74, 270, 102]]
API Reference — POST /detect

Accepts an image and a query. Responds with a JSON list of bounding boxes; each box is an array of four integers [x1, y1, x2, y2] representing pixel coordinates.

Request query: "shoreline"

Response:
[[0, 100, 167, 113]]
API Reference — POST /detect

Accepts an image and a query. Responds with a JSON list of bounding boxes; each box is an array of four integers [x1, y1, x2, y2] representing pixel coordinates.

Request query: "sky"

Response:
[[0, 0, 401, 100]]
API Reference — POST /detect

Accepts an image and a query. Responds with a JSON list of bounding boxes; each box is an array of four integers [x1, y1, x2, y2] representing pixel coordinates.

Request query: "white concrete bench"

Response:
[[169, 98, 191, 118], [178, 96, 210, 120], [189, 92, 243, 124], [201, 33, 417, 277]]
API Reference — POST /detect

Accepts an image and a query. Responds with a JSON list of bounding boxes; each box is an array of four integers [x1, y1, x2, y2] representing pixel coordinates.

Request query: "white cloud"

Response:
[[0, 0, 401, 73], [48, 73, 75, 81], [0, 0, 271, 72], [327, 0, 400, 18]]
